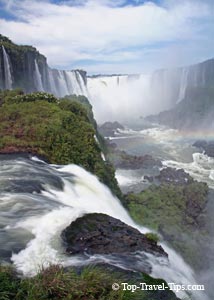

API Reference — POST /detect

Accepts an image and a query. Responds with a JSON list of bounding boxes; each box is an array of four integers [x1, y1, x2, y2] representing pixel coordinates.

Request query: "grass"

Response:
[[0, 264, 179, 300]]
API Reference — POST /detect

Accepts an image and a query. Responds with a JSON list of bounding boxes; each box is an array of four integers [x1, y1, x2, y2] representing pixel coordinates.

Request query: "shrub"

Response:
[[145, 232, 159, 243]]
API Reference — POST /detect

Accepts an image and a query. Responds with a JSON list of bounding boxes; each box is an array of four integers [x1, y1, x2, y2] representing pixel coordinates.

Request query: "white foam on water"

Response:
[[163, 152, 214, 189], [8, 162, 206, 299], [115, 169, 143, 186], [11, 164, 146, 276]]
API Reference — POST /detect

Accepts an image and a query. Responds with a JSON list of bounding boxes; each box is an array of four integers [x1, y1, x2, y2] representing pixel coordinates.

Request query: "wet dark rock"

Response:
[[106, 140, 162, 170], [146, 85, 214, 131], [62, 213, 167, 259], [144, 175, 154, 182], [156, 167, 194, 185], [98, 121, 124, 137], [193, 140, 214, 158], [114, 152, 162, 169]]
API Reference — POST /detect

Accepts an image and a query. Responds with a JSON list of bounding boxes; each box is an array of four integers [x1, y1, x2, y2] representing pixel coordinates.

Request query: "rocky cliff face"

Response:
[[1, 33, 214, 125], [146, 85, 214, 130], [151, 58, 214, 109], [0, 34, 87, 98]]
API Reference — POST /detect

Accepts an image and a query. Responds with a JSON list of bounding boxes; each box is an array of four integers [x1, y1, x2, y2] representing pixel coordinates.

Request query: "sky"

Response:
[[0, 0, 214, 74]]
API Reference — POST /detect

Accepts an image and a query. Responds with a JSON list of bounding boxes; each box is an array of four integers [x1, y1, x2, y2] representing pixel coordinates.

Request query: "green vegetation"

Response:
[[0, 90, 121, 198], [61, 95, 109, 155], [126, 182, 208, 230], [8, 92, 58, 104], [125, 182, 209, 268], [0, 265, 19, 300], [0, 264, 179, 300], [145, 232, 159, 243]]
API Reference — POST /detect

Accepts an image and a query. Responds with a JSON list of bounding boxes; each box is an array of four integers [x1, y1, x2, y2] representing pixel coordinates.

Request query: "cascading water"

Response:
[[34, 60, 44, 91], [177, 67, 189, 103], [45, 69, 88, 98], [87, 74, 153, 123], [2, 46, 13, 90], [0, 154, 208, 300]]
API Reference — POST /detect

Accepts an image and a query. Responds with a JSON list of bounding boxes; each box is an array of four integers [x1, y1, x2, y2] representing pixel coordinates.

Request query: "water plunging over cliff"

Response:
[[0, 155, 208, 300], [34, 60, 44, 91], [0, 38, 214, 123], [2, 46, 13, 90]]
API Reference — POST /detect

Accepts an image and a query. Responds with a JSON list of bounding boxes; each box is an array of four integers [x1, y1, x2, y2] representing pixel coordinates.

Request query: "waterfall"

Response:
[[87, 74, 153, 123], [0, 155, 207, 299], [46, 69, 87, 98], [47, 67, 58, 95], [177, 67, 189, 103], [56, 70, 69, 97], [34, 60, 44, 91], [76, 71, 88, 96], [2, 46, 13, 90]]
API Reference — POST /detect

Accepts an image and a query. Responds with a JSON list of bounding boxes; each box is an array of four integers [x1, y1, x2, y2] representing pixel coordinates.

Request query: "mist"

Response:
[[87, 57, 214, 125], [87, 72, 177, 124]]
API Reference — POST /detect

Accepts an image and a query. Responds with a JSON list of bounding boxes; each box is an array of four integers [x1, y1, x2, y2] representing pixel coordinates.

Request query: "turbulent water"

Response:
[[110, 124, 214, 300], [113, 126, 214, 190], [87, 75, 154, 123], [0, 153, 207, 300]]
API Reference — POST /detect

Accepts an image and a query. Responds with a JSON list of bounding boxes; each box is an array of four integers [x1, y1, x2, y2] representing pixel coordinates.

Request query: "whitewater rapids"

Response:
[[0, 155, 207, 300]]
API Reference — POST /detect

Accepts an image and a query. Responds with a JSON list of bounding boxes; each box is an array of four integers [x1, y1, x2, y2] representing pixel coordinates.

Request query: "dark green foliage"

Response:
[[0, 89, 121, 197], [59, 99, 89, 122], [145, 232, 159, 243], [0, 265, 19, 300], [126, 182, 208, 230], [0, 264, 179, 300], [60, 95, 107, 151], [61, 95, 94, 124], [0, 89, 24, 105], [125, 182, 209, 268]]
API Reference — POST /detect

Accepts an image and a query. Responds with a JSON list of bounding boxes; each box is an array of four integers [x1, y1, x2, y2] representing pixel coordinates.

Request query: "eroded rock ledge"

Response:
[[62, 213, 166, 257]]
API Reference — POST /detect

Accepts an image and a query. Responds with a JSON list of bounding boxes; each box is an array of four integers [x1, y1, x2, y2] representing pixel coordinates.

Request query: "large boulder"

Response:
[[113, 151, 162, 169], [62, 213, 166, 258], [98, 121, 124, 137], [193, 140, 214, 157], [156, 167, 194, 185]]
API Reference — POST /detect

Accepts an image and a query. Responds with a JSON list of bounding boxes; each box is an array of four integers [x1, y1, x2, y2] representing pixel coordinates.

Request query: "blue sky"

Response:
[[0, 0, 213, 74]]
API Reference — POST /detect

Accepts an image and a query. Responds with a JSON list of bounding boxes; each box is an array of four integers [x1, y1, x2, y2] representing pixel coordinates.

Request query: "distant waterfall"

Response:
[[44, 69, 88, 98], [31, 63, 88, 98], [87, 74, 154, 123], [34, 60, 44, 91], [2, 46, 13, 89], [177, 68, 189, 103]]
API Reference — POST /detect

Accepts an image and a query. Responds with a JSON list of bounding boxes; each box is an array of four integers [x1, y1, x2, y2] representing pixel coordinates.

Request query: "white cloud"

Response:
[[0, 0, 213, 73]]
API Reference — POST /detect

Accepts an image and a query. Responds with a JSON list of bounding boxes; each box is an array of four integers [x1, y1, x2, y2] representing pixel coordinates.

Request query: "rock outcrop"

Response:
[[62, 213, 167, 258], [193, 140, 214, 157], [98, 121, 124, 137], [156, 167, 194, 185], [0, 34, 87, 97]]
